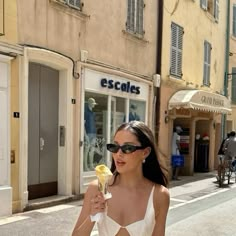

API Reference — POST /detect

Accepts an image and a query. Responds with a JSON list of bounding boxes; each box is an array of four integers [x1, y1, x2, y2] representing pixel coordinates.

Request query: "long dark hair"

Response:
[[110, 121, 168, 187]]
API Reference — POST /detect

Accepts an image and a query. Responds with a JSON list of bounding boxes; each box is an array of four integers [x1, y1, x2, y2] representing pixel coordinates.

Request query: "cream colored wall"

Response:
[[161, 0, 226, 93], [0, 0, 18, 43], [17, 0, 158, 77], [228, 0, 236, 131]]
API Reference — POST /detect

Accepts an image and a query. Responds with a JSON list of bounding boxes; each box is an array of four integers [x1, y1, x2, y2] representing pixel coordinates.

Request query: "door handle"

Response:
[[40, 137, 45, 151]]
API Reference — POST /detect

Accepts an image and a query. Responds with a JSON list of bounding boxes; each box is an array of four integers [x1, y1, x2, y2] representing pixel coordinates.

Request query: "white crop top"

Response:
[[97, 186, 155, 236]]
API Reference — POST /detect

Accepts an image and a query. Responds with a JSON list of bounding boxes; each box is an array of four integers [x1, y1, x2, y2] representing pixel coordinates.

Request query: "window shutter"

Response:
[[170, 23, 183, 78], [214, 0, 219, 22], [233, 5, 236, 37], [127, 0, 135, 32], [126, 0, 144, 36], [136, 0, 144, 35], [232, 68, 236, 103], [203, 41, 211, 86], [200, 0, 208, 10]]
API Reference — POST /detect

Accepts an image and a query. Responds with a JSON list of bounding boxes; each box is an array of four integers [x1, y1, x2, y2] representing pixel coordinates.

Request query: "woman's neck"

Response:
[[117, 172, 148, 189]]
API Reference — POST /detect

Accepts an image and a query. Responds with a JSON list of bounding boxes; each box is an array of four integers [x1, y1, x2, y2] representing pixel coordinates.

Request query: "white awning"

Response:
[[168, 90, 231, 114]]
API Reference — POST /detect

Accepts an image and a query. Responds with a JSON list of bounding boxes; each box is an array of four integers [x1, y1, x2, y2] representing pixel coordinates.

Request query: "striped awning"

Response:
[[168, 90, 231, 114]]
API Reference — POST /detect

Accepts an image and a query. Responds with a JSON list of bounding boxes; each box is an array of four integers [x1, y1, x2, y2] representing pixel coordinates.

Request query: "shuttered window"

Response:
[[232, 68, 236, 103], [233, 5, 236, 37], [200, 0, 208, 10], [214, 0, 219, 22], [170, 23, 183, 78], [126, 0, 144, 36], [203, 41, 211, 86]]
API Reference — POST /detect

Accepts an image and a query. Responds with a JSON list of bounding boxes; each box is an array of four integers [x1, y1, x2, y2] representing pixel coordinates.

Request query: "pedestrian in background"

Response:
[[72, 121, 170, 236], [218, 132, 230, 155], [223, 131, 236, 161], [171, 126, 182, 180]]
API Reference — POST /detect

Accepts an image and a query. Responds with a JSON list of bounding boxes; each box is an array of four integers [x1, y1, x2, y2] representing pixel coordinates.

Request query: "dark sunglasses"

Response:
[[106, 143, 145, 154]]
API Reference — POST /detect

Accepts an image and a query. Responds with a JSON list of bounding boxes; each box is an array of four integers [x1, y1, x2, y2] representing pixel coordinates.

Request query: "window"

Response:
[[67, 0, 81, 10], [203, 41, 211, 86], [200, 0, 219, 22], [214, 0, 219, 22], [233, 5, 236, 37], [0, 0, 4, 36], [126, 0, 144, 37], [170, 22, 183, 78], [200, 0, 208, 10], [231, 68, 236, 103]]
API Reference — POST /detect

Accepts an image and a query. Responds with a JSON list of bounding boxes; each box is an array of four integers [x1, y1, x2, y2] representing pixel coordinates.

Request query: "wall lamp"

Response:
[[164, 110, 170, 123]]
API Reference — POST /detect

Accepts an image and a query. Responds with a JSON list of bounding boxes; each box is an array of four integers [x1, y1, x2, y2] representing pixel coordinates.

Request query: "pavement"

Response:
[[168, 171, 219, 209], [22, 171, 218, 212]]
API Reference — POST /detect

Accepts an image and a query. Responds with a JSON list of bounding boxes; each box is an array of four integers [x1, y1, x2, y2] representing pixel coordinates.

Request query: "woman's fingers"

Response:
[[90, 193, 106, 214]]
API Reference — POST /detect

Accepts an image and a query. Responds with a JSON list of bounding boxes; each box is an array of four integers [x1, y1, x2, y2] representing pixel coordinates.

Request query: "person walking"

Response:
[[72, 121, 170, 236], [223, 131, 236, 161], [171, 126, 182, 180]]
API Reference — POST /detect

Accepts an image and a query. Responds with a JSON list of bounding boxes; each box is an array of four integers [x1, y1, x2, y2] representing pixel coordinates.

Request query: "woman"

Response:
[[72, 121, 170, 236]]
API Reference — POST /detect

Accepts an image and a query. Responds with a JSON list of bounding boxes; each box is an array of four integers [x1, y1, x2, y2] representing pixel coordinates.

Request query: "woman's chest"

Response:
[[107, 193, 149, 226]]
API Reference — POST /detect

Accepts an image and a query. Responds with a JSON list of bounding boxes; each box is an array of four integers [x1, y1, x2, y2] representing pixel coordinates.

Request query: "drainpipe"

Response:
[[155, 0, 163, 144], [222, 0, 230, 138]]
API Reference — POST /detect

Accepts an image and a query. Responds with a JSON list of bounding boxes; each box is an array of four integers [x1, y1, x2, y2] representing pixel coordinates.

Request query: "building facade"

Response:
[[228, 0, 236, 132], [159, 0, 231, 176], [4, 0, 161, 215], [0, 0, 23, 217]]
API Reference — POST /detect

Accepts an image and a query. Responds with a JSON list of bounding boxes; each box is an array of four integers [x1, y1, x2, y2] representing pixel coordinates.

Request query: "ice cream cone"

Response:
[[95, 164, 113, 197]]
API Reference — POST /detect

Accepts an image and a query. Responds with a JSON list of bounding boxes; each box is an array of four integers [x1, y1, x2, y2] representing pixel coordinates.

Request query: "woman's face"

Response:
[[112, 130, 149, 173]]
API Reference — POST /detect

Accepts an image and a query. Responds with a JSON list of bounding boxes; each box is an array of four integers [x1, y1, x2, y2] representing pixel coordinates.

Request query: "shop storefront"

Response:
[[80, 68, 153, 193], [165, 89, 231, 176]]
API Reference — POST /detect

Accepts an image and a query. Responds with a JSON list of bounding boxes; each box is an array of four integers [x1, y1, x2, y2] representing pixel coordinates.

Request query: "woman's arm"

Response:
[[72, 181, 106, 236], [152, 185, 170, 236]]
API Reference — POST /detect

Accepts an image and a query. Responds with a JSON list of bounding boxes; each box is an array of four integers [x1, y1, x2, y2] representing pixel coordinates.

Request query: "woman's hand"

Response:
[[90, 191, 106, 216], [72, 182, 106, 235]]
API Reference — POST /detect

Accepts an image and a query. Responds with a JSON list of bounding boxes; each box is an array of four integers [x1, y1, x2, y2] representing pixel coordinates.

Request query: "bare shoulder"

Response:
[[153, 184, 170, 209]]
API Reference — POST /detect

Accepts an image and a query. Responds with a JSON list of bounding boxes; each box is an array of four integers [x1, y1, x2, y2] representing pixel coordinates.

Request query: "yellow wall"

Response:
[[228, 0, 236, 132], [159, 1, 227, 175], [11, 58, 20, 213], [0, 0, 18, 43], [161, 0, 226, 92], [0, 0, 20, 212]]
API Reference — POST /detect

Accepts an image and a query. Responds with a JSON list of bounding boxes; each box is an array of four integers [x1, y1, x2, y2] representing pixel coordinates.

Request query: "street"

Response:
[[0, 172, 236, 236]]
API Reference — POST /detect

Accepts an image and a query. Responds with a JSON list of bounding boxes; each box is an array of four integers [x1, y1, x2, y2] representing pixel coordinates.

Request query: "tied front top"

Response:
[[97, 186, 156, 236]]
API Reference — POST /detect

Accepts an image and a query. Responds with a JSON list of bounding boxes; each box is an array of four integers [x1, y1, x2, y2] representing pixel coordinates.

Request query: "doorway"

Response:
[[28, 63, 59, 200]]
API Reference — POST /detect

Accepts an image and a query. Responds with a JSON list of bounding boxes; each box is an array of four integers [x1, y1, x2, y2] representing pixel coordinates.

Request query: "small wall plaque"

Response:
[[13, 112, 20, 118]]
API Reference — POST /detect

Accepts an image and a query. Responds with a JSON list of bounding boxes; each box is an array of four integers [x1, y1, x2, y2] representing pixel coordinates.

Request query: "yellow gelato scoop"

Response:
[[95, 164, 113, 196]]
